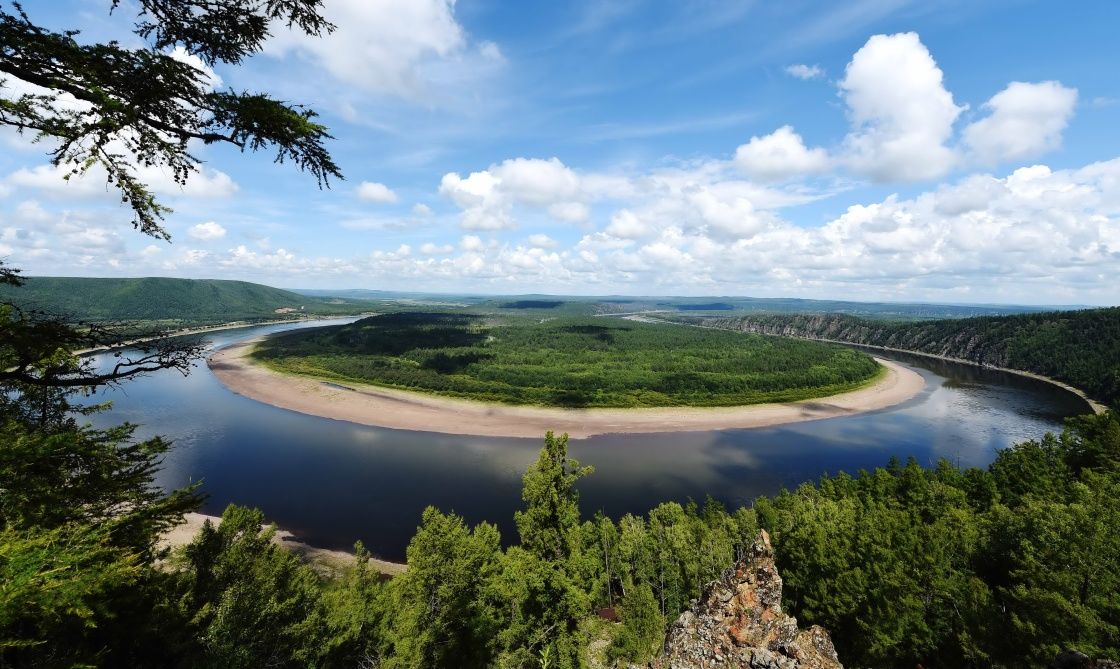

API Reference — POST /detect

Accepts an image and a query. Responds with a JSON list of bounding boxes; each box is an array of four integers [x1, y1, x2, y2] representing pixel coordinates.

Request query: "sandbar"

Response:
[[208, 339, 925, 439]]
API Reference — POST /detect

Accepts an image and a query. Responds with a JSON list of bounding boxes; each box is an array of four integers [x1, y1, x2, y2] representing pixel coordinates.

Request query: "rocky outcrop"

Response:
[[654, 530, 841, 669], [1048, 650, 1120, 669], [703, 314, 1015, 369]]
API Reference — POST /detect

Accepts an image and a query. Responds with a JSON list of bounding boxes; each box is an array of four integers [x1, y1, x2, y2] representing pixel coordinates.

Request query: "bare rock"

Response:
[[654, 530, 842, 669]]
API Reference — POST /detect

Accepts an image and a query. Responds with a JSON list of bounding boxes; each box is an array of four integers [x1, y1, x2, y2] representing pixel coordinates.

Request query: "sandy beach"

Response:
[[208, 340, 925, 439], [160, 512, 406, 578]]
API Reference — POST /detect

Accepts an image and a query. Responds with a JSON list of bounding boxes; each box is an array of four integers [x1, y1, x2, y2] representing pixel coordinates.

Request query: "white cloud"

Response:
[[412, 203, 433, 216], [420, 242, 453, 254], [7, 161, 237, 199], [12, 158, 1117, 303], [440, 157, 588, 230], [527, 234, 558, 248], [264, 0, 467, 98], [356, 181, 399, 203], [492, 157, 581, 204], [167, 46, 223, 91], [604, 209, 649, 239], [734, 125, 830, 181], [785, 64, 824, 80], [187, 221, 227, 241], [548, 202, 590, 222], [479, 41, 503, 62], [962, 81, 1078, 165], [839, 32, 963, 181], [460, 235, 486, 252]]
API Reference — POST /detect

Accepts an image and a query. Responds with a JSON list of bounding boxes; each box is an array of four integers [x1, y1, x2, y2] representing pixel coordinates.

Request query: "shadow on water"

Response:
[[84, 320, 1091, 562]]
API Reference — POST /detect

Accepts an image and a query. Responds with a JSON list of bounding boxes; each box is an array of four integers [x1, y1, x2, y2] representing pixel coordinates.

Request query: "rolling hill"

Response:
[[0, 277, 367, 325]]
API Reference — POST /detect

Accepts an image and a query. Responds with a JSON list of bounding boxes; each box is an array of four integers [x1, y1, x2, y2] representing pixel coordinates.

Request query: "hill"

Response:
[[0, 276, 367, 326], [684, 308, 1120, 407]]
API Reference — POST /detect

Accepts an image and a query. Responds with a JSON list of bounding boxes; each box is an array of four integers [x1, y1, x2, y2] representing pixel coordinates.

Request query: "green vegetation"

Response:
[[251, 312, 882, 407], [0, 277, 369, 328], [4, 404, 1119, 667], [691, 308, 1120, 407]]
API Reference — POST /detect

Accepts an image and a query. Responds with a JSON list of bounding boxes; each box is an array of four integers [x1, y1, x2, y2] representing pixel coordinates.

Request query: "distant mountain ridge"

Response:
[[0, 277, 363, 325]]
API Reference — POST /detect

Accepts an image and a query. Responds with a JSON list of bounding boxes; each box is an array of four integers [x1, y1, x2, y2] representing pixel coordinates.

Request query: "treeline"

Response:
[[0, 277, 366, 327], [4, 401, 1118, 667], [252, 312, 881, 407], [691, 308, 1120, 407]]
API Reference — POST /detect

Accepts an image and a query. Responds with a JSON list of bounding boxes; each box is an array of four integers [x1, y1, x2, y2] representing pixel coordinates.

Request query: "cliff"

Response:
[[695, 309, 1119, 409], [654, 530, 842, 669]]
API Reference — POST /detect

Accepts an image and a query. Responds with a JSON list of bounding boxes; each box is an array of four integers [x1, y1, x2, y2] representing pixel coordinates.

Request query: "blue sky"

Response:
[[2, 0, 1119, 304]]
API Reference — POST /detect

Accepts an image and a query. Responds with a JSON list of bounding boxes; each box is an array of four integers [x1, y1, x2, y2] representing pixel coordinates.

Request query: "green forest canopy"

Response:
[[5, 412, 1118, 668], [250, 312, 882, 408], [690, 308, 1120, 408]]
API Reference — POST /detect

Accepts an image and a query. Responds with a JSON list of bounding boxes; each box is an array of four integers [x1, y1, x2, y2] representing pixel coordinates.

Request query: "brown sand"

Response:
[[208, 340, 925, 439], [159, 512, 405, 578]]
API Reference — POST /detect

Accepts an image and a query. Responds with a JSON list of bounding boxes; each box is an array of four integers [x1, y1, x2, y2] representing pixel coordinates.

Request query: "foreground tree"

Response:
[[1, 0, 341, 239], [0, 0, 342, 662]]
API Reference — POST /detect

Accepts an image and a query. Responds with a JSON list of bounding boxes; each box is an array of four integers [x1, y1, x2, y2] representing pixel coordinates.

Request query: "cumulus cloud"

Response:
[[356, 181, 399, 203], [460, 235, 486, 252], [962, 81, 1078, 165], [264, 0, 467, 97], [187, 221, 227, 241], [527, 234, 558, 248], [785, 64, 824, 80], [6, 161, 238, 200], [734, 126, 830, 181], [413, 203, 433, 216], [14, 157, 1117, 303], [166, 46, 223, 90], [839, 32, 964, 181], [420, 242, 454, 254], [440, 157, 589, 230]]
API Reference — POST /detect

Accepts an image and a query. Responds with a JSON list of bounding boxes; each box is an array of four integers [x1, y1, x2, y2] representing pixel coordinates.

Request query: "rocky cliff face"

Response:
[[653, 530, 842, 669], [705, 314, 1014, 369]]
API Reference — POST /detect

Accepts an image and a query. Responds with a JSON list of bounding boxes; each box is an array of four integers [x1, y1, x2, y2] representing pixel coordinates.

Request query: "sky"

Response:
[[2, 0, 1119, 305]]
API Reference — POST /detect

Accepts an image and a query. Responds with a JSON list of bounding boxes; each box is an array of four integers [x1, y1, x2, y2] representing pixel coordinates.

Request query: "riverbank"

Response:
[[76, 315, 369, 356], [208, 339, 925, 439], [160, 512, 406, 578]]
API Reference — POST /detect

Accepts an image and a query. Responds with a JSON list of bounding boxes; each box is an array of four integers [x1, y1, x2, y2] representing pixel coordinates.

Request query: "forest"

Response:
[[689, 308, 1120, 407], [0, 277, 368, 328], [4, 397, 1117, 667], [249, 312, 882, 407]]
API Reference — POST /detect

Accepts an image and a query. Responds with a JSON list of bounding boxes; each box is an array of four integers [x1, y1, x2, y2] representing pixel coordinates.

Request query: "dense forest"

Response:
[[250, 312, 881, 407], [686, 308, 1120, 408], [0, 277, 368, 327], [4, 405, 1118, 667]]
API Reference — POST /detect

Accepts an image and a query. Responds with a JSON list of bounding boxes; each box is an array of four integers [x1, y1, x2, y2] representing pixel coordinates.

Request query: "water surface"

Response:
[[86, 320, 1090, 562]]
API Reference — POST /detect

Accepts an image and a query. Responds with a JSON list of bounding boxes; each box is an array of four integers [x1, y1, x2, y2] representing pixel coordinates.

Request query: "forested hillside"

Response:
[[0, 277, 366, 326], [687, 308, 1120, 407]]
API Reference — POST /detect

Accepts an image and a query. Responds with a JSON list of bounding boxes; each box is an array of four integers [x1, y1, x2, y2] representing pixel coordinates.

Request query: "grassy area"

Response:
[[250, 312, 882, 408]]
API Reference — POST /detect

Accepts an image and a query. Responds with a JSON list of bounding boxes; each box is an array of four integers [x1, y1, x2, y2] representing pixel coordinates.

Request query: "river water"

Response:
[[85, 319, 1091, 562]]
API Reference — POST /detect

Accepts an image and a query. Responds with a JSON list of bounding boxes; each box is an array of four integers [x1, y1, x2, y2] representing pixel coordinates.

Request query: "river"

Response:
[[84, 319, 1092, 562]]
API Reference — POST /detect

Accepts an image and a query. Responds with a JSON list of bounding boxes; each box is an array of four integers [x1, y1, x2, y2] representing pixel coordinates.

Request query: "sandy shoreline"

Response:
[[160, 512, 406, 577], [208, 340, 925, 439]]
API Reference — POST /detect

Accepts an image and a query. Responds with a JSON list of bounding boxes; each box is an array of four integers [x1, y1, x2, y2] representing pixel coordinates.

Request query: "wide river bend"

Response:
[[85, 319, 1091, 562]]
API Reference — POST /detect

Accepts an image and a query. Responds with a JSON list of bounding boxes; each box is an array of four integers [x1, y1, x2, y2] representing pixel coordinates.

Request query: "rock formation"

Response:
[[654, 530, 842, 669]]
